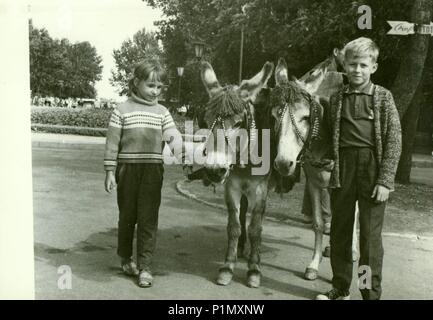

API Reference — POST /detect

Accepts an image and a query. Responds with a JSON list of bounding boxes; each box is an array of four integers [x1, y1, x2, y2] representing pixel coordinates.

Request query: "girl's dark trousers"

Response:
[[115, 163, 164, 271], [330, 147, 386, 300]]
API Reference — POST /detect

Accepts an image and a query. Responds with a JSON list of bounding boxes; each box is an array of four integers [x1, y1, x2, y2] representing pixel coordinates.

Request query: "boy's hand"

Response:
[[183, 165, 194, 180], [371, 184, 389, 203], [105, 171, 116, 193]]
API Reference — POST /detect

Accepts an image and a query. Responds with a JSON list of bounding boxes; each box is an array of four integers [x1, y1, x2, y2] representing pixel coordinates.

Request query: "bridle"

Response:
[[204, 100, 257, 167], [274, 98, 320, 164]]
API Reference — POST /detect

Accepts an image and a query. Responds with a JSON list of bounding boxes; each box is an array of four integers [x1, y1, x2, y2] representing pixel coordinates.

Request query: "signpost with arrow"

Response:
[[387, 21, 433, 35]]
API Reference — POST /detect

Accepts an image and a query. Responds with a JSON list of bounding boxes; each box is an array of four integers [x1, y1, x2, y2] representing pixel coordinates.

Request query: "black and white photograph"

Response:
[[1, 0, 433, 302]]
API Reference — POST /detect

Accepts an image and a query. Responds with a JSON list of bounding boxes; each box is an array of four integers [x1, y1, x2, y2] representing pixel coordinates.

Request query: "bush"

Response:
[[30, 106, 198, 134], [31, 124, 107, 137], [31, 107, 111, 128]]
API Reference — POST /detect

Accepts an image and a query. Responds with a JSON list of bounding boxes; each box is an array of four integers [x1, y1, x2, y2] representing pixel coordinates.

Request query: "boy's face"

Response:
[[344, 53, 377, 89], [135, 72, 163, 103]]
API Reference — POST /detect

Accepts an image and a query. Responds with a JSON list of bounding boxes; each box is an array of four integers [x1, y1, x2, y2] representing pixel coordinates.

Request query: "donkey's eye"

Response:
[[302, 116, 310, 122]]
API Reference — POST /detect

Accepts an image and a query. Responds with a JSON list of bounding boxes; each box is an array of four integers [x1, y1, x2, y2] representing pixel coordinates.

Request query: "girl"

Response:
[[104, 59, 191, 288]]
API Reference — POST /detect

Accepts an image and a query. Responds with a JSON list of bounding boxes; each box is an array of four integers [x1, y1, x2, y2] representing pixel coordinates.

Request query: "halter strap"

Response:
[[275, 101, 320, 164], [203, 100, 257, 165]]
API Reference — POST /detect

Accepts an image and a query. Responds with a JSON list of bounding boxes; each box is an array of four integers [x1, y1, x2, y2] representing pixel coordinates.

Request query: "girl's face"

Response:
[[135, 73, 163, 103]]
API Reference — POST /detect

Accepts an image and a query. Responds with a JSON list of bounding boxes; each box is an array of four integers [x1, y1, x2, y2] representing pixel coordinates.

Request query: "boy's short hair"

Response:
[[343, 37, 379, 62]]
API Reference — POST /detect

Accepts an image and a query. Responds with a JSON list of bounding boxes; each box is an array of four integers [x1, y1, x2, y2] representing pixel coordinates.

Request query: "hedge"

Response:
[[31, 107, 198, 135], [31, 107, 111, 128]]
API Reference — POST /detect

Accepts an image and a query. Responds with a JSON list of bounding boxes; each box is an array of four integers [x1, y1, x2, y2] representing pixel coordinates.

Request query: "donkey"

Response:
[[199, 61, 274, 288], [271, 55, 359, 281]]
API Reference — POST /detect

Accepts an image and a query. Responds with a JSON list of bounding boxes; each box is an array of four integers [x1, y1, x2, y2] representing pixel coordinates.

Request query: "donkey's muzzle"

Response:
[[274, 159, 294, 176]]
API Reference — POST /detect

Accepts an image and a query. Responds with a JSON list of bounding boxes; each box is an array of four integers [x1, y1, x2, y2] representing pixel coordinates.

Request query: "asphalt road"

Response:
[[32, 146, 433, 300]]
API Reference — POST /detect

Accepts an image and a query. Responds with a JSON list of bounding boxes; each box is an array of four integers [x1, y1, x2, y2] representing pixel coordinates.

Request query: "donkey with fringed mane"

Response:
[[269, 53, 359, 281], [199, 60, 274, 288]]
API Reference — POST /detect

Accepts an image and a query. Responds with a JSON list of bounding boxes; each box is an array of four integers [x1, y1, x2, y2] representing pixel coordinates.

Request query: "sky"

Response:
[[28, 0, 163, 101]]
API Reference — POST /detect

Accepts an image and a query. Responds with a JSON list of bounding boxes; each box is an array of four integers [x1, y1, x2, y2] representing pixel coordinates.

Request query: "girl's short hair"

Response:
[[128, 58, 167, 95], [343, 37, 379, 62]]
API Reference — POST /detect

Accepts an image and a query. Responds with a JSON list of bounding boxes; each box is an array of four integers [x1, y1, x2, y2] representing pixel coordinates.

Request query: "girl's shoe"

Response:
[[121, 260, 139, 276], [138, 270, 153, 288]]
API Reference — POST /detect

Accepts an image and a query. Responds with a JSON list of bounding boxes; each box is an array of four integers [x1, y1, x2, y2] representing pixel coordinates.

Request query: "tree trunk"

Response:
[[391, 0, 431, 184], [395, 78, 424, 183], [390, 0, 431, 118]]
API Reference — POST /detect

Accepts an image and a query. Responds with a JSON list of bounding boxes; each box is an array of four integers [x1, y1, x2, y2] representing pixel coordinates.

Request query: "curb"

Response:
[[176, 180, 322, 232], [175, 180, 433, 241]]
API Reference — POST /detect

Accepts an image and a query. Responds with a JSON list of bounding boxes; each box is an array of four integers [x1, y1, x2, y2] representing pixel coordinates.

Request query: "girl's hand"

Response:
[[105, 171, 116, 193]]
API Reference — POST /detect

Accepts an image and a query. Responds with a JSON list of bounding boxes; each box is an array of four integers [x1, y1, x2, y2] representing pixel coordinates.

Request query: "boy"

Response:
[[316, 37, 401, 300]]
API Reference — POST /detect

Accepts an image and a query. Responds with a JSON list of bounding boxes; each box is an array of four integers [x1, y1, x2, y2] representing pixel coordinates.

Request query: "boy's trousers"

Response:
[[115, 163, 164, 271], [330, 147, 386, 300]]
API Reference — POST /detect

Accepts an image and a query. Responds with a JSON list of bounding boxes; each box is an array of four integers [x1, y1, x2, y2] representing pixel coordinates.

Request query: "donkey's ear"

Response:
[[275, 58, 289, 85], [297, 66, 327, 95], [200, 61, 222, 97], [238, 61, 274, 103]]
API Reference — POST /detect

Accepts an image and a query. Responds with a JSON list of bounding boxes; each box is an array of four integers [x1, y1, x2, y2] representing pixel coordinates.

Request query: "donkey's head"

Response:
[[200, 61, 274, 183], [271, 58, 324, 176]]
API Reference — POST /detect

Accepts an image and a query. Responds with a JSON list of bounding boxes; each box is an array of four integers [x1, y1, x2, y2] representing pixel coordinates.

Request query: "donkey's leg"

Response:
[[352, 202, 359, 262], [216, 182, 242, 286], [322, 188, 332, 258], [246, 184, 267, 288], [305, 181, 324, 281], [238, 195, 248, 259]]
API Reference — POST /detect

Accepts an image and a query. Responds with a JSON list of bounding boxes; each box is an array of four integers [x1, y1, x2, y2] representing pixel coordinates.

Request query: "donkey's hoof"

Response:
[[323, 245, 331, 258], [352, 251, 358, 262], [247, 271, 261, 288], [304, 267, 318, 281], [216, 269, 233, 286]]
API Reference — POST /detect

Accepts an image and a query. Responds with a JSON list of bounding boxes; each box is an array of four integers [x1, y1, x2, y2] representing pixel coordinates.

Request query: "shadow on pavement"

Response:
[[35, 222, 319, 299]]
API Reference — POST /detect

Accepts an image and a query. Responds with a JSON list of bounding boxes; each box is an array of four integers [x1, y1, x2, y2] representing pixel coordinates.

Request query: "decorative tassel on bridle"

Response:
[[204, 86, 257, 163]]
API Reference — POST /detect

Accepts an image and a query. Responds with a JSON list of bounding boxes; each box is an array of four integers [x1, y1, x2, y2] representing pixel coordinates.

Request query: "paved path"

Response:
[[32, 143, 433, 299]]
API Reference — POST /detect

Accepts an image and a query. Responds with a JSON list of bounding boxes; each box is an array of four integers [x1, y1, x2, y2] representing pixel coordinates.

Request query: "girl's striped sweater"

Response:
[[104, 93, 185, 171]]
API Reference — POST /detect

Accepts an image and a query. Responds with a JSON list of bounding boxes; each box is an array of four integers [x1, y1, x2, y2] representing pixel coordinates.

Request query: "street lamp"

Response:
[[193, 41, 205, 61], [177, 66, 184, 108], [239, 4, 247, 85]]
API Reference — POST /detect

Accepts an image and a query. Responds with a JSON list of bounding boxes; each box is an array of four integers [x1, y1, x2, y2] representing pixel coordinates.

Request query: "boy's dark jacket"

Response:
[[326, 84, 402, 191]]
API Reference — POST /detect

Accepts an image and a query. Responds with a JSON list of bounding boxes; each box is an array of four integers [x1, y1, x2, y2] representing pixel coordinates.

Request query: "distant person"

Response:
[[104, 59, 192, 288], [316, 37, 401, 300]]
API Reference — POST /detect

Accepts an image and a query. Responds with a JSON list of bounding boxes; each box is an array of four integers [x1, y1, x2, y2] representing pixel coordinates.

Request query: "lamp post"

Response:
[[177, 66, 184, 108], [193, 41, 205, 61], [239, 4, 247, 85]]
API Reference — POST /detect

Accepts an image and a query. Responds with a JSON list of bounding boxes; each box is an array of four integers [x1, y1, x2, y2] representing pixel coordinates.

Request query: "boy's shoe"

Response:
[[121, 259, 139, 277], [316, 288, 350, 300], [138, 270, 153, 288]]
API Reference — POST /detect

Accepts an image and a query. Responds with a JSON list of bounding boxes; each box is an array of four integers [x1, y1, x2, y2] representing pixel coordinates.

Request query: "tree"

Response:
[[146, 0, 433, 183], [145, 0, 414, 104], [65, 41, 103, 98], [392, 0, 432, 184], [29, 20, 103, 98], [110, 28, 163, 96]]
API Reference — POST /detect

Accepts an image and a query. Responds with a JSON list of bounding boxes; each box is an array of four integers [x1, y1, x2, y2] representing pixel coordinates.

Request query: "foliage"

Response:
[[110, 28, 163, 96], [31, 107, 112, 128], [31, 124, 107, 137], [29, 20, 103, 98], [145, 0, 414, 100], [30, 106, 192, 133]]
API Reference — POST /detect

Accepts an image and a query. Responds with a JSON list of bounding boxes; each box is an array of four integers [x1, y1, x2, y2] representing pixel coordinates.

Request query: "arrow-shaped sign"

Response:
[[387, 21, 415, 35], [387, 21, 433, 36]]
